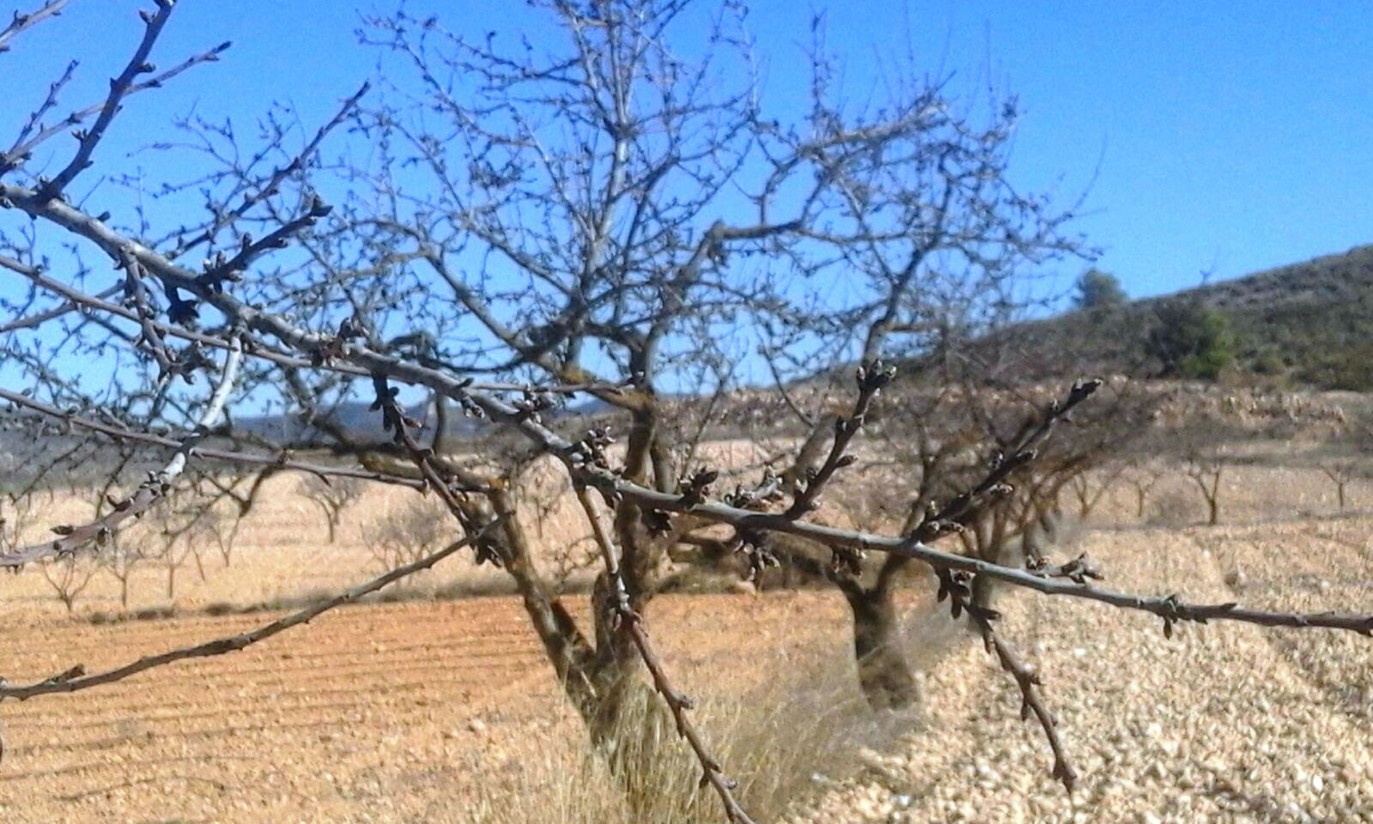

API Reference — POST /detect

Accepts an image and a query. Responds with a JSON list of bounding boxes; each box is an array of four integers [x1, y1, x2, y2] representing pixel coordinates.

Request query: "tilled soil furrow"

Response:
[[0, 650, 547, 720], [2, 662, 548, 737], [0, 613, 537, 668], [0, 626, 539, 662]]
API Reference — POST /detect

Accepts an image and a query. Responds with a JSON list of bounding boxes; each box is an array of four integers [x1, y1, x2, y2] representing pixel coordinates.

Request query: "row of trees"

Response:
[[1, 2, 1369, 820]]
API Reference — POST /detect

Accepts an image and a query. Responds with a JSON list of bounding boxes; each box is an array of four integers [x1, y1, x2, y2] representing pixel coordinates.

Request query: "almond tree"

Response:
[[298, 473, 364, 543], [0, 4, 1369, 822]]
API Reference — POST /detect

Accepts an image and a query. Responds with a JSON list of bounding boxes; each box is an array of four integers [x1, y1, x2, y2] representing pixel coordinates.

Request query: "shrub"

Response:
[[1145, 301, 1236, 380]]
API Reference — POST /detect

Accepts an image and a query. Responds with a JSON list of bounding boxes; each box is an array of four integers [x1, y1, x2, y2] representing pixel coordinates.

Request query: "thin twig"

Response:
[[783, 361, 892, 519], [0, 0, 71, 55], [39, 2, 178, 197], [0, 281, 122, 333], [0, 334, 243, 568], [6, 41, 230, 171], [574, 486, 756, 824], [0, 387, 427, 490], [172, 82, 370, 259], [943, 572, 1077, 791]]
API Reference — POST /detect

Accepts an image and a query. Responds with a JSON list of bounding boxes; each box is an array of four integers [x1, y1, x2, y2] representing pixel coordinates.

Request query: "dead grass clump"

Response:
[[461, 621, 936, 823], [132, 605, 177, 622]]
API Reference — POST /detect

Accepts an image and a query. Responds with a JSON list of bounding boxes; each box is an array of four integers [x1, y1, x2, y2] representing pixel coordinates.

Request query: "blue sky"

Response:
[[5, 0, 1371, 314]]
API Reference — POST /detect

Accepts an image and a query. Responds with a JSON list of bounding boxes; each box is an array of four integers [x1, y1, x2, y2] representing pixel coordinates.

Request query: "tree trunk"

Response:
[[970, 571, 998, 612], [842, 585, 919, 710], [486, 489, 680, 813], [582, 570, 687, 817], [970, 523, 1007, 613]]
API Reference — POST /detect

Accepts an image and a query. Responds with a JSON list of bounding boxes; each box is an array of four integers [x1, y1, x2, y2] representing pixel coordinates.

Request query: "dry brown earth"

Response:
[[0, 463, 1368, 822]]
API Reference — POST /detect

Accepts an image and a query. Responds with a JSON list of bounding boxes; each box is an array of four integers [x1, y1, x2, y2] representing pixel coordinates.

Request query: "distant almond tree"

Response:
[[298, 474, 365, 543]]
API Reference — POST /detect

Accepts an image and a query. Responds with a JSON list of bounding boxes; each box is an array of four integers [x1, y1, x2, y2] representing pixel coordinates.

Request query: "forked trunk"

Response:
[[843, 585, 919, 710]]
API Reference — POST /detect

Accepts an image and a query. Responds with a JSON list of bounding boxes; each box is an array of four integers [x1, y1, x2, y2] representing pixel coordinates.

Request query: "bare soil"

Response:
[[0, 463, 1368, 822]]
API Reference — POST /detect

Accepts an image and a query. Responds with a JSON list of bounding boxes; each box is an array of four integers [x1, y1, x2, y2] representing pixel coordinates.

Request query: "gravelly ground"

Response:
[[786, 519, 1373, 823]]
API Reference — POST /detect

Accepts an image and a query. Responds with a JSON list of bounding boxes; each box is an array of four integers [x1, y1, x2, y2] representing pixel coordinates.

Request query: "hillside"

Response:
[[994, 244, 1373, 389]]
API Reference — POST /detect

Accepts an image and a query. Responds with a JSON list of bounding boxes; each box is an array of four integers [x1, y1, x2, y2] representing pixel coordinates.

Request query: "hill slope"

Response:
[[1000, 245, 1373, 389]]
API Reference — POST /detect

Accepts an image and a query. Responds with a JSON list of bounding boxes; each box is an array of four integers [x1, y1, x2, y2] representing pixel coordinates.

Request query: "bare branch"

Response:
[[0, 0, 70, 54], [172, 82, 369, 259], [575, 486, 755, 824], [36, 3, 194, 196], [0, 334, 243, 567], [0, 387, 426, 489]]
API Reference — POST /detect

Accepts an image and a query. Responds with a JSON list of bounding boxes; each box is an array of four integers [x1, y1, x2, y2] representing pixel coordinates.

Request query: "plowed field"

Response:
[[0, 593, 850, 823]]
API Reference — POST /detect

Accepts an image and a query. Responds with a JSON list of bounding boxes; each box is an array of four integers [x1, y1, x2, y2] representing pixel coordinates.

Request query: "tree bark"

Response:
[[489, 484, 679, 814], [970, 570, 998, 612], [842, 584, 919, 710], [968, 518, 1008, 613]]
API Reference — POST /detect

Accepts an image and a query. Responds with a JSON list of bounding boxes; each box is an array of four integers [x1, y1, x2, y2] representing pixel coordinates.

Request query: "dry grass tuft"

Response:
[[459, 608, 944, 823]]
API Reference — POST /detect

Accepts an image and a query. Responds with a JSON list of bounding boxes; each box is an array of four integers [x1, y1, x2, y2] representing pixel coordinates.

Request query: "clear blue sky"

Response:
[[7, 0, 1372, 300]]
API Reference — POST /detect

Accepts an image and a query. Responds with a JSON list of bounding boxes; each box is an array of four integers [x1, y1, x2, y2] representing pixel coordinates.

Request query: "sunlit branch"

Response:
[[575, 486, 756, 824]]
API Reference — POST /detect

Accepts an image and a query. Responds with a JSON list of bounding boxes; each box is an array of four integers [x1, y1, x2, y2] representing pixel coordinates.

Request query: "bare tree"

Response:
[[1320, 409, 1371, 512], [298, 473, 364, 543], [40, 553, 97, 614], [337, 0, 1106, 719], [363, 495, 450, 572], [1184, 451, 1225, 527], [0, 5, 1369, 823], [99, 529, 147, 610], [1, 491, 95, 612], [1064, 464, 1122, 520], [0, 492, 36, 555], [1322, 462, 1356, 511], [1123, 460, 1165, 519]]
